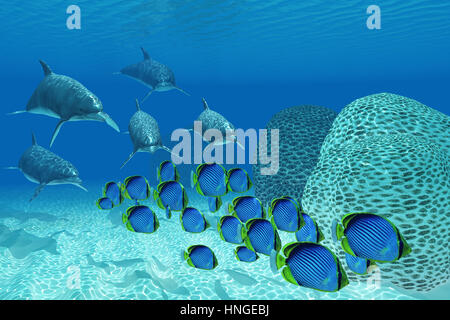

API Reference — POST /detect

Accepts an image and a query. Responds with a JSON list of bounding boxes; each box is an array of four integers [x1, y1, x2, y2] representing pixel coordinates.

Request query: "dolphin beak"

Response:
[[99, 112, 120, 132]]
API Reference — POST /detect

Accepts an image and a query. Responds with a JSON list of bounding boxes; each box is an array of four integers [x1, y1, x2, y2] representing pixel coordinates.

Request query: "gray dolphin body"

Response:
[[195, 98, 239, 146], [120, 99, 172, 168], [9, 60, 120, 147], [8, 134, 87, 201], [117, 47, 189, 103]]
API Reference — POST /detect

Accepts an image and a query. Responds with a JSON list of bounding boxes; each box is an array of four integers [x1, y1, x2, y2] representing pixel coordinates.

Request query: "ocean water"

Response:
[[0, 1, 449, 300]]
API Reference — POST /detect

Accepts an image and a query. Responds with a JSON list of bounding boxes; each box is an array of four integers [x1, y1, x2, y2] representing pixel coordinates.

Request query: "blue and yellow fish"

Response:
[[227, 168, 252, 193], [157, 160, 180, 182], [96, 197, 114, 210], [241, 218, 281, 256], [332, 212, 411, 262], [273, 242, 349, 292], [269, 196, 304, 232], [183, 245, 218, 270], [229, 196, 265, 223], [234, 246, 259, 263], [121, 176, 150, 202], [122, 205, 159, 233], [218, 215, 243, 244], [345, 253, 376, 275], [207, 196, 222, 213], [295, 212, 324, 243], [180, 207, 210, 233], [103, 181, 123, 206], [191, 163, 228, 197], [154, 180, 188, 219]]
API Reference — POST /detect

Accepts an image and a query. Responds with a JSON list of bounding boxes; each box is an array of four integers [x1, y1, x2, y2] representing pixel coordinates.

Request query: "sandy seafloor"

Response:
[[0, 182, 418, 300]]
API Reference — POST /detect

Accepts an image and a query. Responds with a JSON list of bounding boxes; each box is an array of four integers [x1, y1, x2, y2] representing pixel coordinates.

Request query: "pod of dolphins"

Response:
[[96, 161, 412, 293], [5, 48, 237, 201]]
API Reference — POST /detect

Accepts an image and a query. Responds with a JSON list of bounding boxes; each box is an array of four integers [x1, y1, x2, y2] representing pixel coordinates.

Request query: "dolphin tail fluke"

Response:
[[6, 110, 26, 116], [120, 151, 137, 169], [30, 184, 46, 202], [175, 87, 190, 96], [50, 120, 66, 147], [141, 90, 154, 104], [99, 112, 120, 133]]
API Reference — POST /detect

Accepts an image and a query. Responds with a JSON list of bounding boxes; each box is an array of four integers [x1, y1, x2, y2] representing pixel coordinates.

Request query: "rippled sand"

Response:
[[0, 183, 417, 300]]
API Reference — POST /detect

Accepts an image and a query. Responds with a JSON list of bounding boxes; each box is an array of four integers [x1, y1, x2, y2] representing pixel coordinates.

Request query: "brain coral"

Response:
[[320, 92, 450, 155], [252, 105, 337, 206], [302, 93, 450, 293]]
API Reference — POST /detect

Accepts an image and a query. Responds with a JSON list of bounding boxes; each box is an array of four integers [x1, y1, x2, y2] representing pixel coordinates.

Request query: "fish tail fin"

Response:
[[332, 218, 344, 242], [30, 184, 46, 202], [6, 110, 26, 116], [175, 87, 190, 96], [120, 151, 137, 169], [141, 90, 154, 104], [269, 250, 278, 274], [180, 249, 187, 262], [50, 120, 66, 147], [190, 170, 197, 189]]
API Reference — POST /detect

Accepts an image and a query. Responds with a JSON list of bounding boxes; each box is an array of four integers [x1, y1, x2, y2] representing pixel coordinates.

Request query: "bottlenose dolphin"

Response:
[[121, 99, 174, 168], [194, 98, 243, 148], [6, 134, 87, 202], [9, 60, 120, 147], [116, 47, 189, 103]]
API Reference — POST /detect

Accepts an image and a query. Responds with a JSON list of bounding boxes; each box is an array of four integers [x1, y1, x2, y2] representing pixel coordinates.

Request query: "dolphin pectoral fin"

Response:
[[141, 90, 154, 104], [3, 167, 18, 170], [50, 120, 67, 147], [99, 112, 120, 133], [30, 184, 46, 202], [7, 110, 26, 116], [160, 146, 182, 162], [112, 72, 121, 75], [74, 184, 88, 192], [235, 139, 245, 151], [120, 151, 137, 169], [175, 87, 190, 96]]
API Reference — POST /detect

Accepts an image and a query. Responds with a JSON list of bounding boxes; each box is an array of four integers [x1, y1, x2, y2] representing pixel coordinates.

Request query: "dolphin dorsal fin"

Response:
[[32, 133, 37, 145], [135, 99, 141, 111], [141, 47, 151, 60], [39, 60, 52, 76], [202, 98, 209, 110]]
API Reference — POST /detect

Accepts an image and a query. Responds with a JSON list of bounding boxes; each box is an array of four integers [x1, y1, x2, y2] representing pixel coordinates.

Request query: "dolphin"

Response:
[[5, 133, 87, 202], [120, 99, 174, 168], [194, 98, 243, 148], [116, 47, 189, 103], [9, 60, 120, 147]]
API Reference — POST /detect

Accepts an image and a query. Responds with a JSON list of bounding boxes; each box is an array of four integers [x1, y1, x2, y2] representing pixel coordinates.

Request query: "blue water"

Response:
[[0, 1, 449, 300]]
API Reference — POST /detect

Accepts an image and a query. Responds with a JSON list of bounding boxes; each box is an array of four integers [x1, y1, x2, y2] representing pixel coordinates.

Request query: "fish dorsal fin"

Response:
[[31, 133, 37, 145], [141, 47, 151, 60], [202, 98, 209, 110], [135, 99, 141, 111], [39, 60, 52, 76]]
